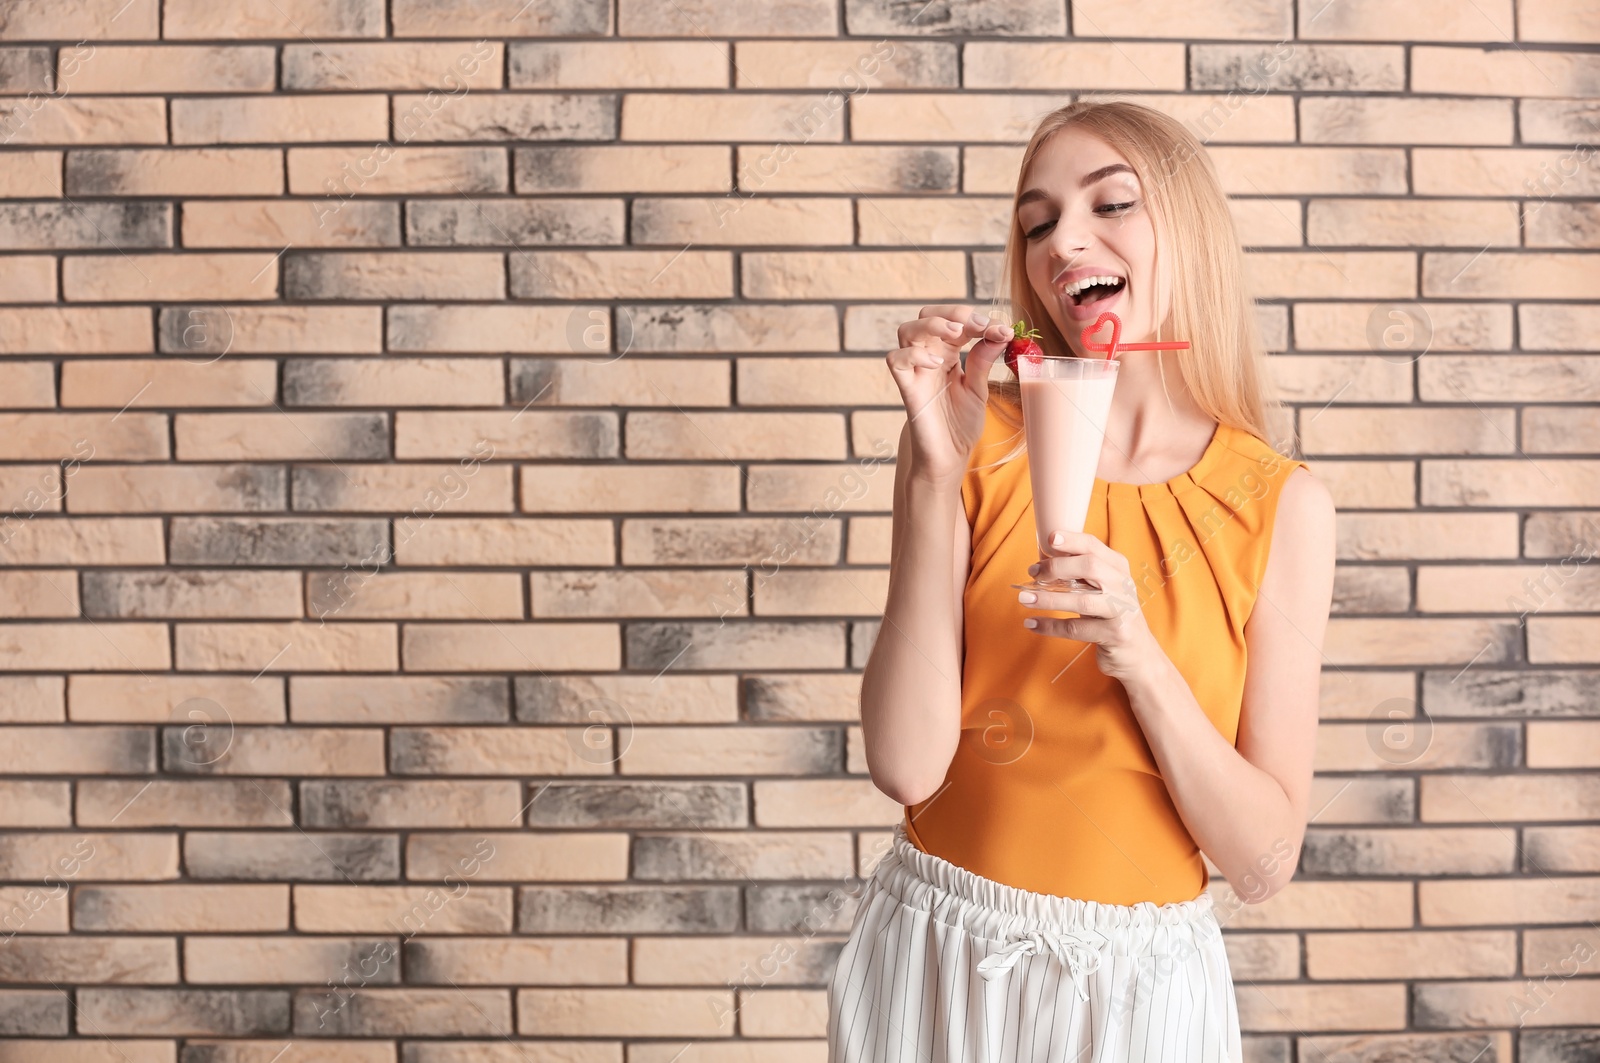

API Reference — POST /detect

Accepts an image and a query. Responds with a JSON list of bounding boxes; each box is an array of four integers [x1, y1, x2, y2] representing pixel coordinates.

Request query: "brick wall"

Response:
[[0, 0, 1597, 1059]]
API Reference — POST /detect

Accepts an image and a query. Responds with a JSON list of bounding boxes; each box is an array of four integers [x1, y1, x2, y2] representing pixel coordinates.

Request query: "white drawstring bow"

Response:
[[975, 928, 1109, 1001]]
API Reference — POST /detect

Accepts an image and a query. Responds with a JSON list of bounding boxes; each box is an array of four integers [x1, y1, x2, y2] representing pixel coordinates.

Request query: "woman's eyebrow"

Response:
[[1017, 163, 1137, 207]]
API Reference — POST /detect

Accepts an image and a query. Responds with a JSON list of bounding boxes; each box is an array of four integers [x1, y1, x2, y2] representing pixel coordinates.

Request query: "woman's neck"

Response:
[[1096, 351, 1216, 484]]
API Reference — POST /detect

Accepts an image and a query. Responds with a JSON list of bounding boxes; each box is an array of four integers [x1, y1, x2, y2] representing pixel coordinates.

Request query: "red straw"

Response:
[[1079, 311, 1191, 360]]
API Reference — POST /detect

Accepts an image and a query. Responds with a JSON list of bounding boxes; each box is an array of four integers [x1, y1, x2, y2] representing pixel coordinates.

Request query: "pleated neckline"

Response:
[[1097, 421, 1227, 502]]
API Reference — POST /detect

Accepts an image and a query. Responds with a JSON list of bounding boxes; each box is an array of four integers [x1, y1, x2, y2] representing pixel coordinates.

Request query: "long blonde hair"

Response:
[[977, 100, 1283, 469]]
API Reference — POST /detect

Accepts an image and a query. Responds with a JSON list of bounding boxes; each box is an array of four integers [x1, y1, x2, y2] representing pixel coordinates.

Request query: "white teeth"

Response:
[[1064, 275, 1126, 297]]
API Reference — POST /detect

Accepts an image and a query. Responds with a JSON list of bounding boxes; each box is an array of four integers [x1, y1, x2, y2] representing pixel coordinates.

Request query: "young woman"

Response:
[[827, 100, 1338, 1062]]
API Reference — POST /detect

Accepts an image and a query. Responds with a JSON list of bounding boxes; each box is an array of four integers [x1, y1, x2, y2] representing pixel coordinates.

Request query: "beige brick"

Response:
[[509, 675, 735, 727], [164, 0, 384, 38], [620, 725, 840, 777], [67, 148, 282, 196], [617, 0, 831, 35], [0, 832, 176, 884], [1216, 881, 1413, 929], [512, 41, 725, 89], [0, 97, 167, 145], [406, 831, 629, 880], [743, 144, 960, 196], [170, 727, 387, 777], [175, 412, 385, 462], [1206, 146, 1408, 194], [0, 624, 169, 672], [74, 885, 286, 931], [1231, 198, 1304, 247], [0, 675, 64, 726], [1301, 406, 1514, 456], [160, 305, 382, 354], [753, 567, 888, 616], [962, 42, 1183, 89], [285, 251, 504, 301], [290, 676, 510, 725], [1071, 0, 1290, 38], [509, 358, 728, 408], [393, 518, 612, 567], [1239, 983, 1408, 1031], [1421, 773, 1600, 822], [744, 251, 965, 301], [392, 93, 615, 143], [283, 357, 503, 407], [621, 517, 840, 568], [287, 147, 506, 196], [1307, 199, 1518, 247], [736, 357, 899, 407], [1525, 201, 1600, 248], [521, 465, 740, 513], [185, 936, 398, 984], [0, 307, 152, 355], [402, 623, 621, 672], [292, 463, 514, 514], [310, 571, 523, 623], [1323, 618, 1516, 666], [624, 93, 842, 142], [0, 1043, 181, 1062], [0, 255, 56, 301], [1246, 251, 1415, 300], [395, 411, 616, 460], [510, 249, 731, 300], [530, 569, 745, 619], [1527, 721, 1600, 768], [1317, 670, 1415, 720], [294, 885, 512, 934], [1337, 513, 1518, 559], [65, 465, 281, 515], [388, 304, 604, 354], [1293, 302, 1511, 352], [389, 727, 611, 776], [517, 987, 735, 1037], [1307, 930, 1515, 980], [1519, 0, 1600, 41], [1417, 564, 1600, 614], [286, 41, 506, 91], [172, 94, 387, 144], [61, 359, 278, 408], [0, 0, 159, 39], [1526, 405, 1600, 452], [1413, 46, 1600, 98], [1423, 459, 1600, 507], [735, 40, 955, 89], [1530, 617, 1600, 664], [1267, 356, 1415, 404], [0, 363, 53, 407], [746, 462, 895, 514], [1425, 251, 1600, 300], [754, 778, 901, 827], [1301, 96, 1512, 145], [181, 199, 398, 249], [1303, 460, 1415, 510], [64, 253, 278, 301], [75, 780, 294, 827], [69, 674, 285, 724], [1298, 0, 1513, 38], [409, 937, 625, 986], [175, 622, 398, 673], [627, 411, 846, 460], [0, 935, 177, 983], [633, 196, 852, 246], [0, 782, 67, 826], [1421, 877, 1600, 926], [517, 145, 732, 193], [1315, 722, 1520, 772], [1417, 148, 1600, 197], [0, 150, 60, 196], [64, 45, 275, 93]]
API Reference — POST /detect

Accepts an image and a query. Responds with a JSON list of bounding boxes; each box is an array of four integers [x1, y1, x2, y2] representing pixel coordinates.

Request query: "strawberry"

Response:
[[1003, 318, 1043, 377]]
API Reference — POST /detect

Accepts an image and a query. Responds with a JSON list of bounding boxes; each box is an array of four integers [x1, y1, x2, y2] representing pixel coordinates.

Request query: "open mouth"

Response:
[[1066, 276, 1126, 307]]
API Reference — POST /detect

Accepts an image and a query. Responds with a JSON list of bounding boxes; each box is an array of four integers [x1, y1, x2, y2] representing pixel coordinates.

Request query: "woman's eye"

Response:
[[1023, 219, 1054, 239], [1097, 200, 1136, 214]]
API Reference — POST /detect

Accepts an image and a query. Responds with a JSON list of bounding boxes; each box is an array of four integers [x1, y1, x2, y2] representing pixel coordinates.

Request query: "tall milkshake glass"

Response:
[[1010, 354, 1120, 594]]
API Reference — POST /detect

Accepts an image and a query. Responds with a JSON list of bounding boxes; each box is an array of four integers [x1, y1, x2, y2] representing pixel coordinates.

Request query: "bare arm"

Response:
[[859, 304, 1009, 806], [858, 419, 972, 805], [1121, 466, 1338, 902]]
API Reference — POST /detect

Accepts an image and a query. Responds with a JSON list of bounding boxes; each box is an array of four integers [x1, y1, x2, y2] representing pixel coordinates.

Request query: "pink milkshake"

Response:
[[1013, 355, 1119, 593]]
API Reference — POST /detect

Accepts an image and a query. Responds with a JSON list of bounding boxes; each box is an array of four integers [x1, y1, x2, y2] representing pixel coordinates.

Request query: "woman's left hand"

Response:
[[1019, 530, 1160, 684]]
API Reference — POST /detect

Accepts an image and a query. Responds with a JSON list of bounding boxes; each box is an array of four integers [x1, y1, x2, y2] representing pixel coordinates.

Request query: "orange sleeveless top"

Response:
[[903, 399, 1309, 906]]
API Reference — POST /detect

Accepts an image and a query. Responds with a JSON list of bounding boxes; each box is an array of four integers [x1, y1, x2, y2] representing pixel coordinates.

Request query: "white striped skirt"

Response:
[[826, 823, 1243, 1063]]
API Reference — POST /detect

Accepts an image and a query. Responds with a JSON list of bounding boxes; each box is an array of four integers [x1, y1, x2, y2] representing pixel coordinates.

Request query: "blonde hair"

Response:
[[975, 100, 1283, 470]]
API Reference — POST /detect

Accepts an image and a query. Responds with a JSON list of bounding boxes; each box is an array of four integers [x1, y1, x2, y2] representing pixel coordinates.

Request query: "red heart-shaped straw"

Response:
[[1080, 312, 1121, 360]]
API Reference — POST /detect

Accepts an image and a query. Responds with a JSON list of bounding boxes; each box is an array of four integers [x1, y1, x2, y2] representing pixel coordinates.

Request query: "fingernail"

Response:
[[1027, 563, 1040, 575], [1050, 532, 1065, 547], [1023, 618, 1038, 629], [970, 313, 990, 328], [1018, 591, 1037, 603]]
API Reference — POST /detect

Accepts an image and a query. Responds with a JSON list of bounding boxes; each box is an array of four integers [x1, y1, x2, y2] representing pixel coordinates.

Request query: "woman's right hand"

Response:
[[886, 305, 1015, 489]]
